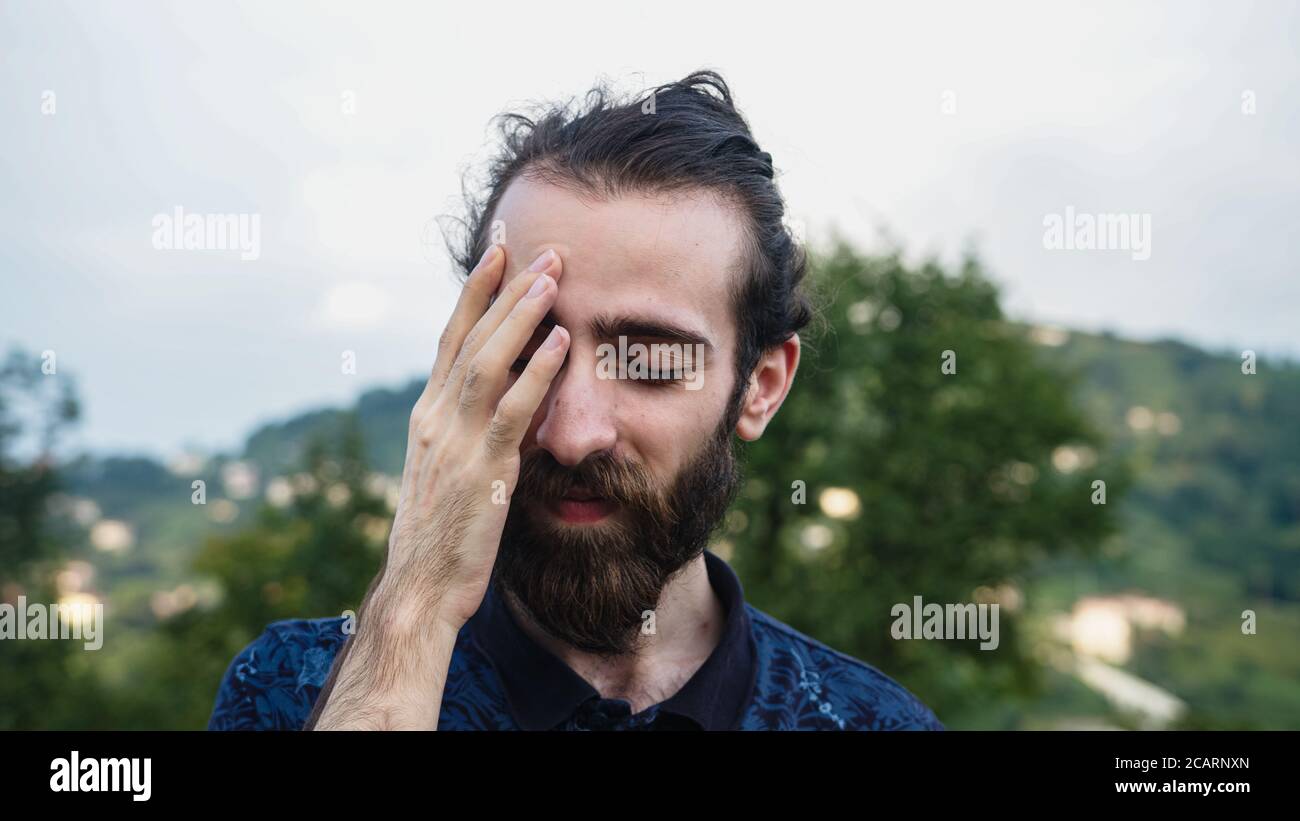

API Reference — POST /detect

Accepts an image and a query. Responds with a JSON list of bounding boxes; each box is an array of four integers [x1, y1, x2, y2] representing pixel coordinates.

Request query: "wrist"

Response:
[[361, 582, 464, 649]]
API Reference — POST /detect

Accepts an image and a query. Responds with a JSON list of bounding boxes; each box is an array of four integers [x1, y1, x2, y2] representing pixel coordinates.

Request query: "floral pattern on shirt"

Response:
[[208, 607, 943, 731]]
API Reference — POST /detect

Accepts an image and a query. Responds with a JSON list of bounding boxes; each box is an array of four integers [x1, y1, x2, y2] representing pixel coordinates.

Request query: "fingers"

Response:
[[444, 248, 562, 400], [460, 272, 561, 413], [484, 324, 570, 459], [428, 244, 506, 395]]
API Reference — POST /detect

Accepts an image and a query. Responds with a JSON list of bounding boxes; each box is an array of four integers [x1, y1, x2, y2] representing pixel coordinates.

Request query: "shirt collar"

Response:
[[467, 549, 757, 730]]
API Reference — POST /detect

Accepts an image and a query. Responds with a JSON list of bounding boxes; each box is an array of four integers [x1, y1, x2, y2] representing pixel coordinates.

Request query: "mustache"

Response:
[[515, 449, 674, 519]]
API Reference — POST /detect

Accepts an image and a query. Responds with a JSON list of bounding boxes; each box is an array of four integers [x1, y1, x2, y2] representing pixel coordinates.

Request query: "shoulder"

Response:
[[207, 616, 351, 731], [744, 605, 944, 731]]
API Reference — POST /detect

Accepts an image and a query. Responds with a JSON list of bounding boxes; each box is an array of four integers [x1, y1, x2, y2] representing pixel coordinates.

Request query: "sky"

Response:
[[2, 0, 1297, 459]]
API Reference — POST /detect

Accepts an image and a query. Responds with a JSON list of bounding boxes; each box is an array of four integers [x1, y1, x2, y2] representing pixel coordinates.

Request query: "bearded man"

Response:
[[208, 70, 942, 732]]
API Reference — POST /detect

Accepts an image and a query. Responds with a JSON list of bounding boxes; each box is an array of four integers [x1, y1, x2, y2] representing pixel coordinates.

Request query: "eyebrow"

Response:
[[592, 312, 715, 352], [536, 310, 714, 353]]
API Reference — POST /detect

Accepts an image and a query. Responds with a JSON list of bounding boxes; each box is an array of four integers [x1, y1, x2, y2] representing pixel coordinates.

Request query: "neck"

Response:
[[504, 552, 725, 713]]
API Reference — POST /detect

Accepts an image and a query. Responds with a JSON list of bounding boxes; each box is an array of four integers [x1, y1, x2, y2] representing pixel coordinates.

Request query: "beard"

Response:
[[492, 409, 743, 658]]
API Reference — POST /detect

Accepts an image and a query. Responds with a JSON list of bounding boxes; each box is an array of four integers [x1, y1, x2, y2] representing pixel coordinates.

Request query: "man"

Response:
[[208, 70, 942, 731]]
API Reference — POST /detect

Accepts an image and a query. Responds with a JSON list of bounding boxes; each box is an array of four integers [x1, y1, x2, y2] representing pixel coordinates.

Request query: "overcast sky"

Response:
[[2, 0, 1296, 459]]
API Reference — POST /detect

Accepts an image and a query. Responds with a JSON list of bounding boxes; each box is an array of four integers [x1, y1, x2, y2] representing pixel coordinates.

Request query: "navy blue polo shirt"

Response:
[[208, 551, 943, 731]]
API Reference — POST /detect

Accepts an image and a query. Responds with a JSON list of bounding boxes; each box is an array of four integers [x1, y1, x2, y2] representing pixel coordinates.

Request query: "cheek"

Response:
[[614, 386, 727, 476]]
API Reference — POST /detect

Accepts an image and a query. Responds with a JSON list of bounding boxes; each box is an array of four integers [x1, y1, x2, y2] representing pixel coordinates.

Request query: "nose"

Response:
[[533, 349, 618, 467]]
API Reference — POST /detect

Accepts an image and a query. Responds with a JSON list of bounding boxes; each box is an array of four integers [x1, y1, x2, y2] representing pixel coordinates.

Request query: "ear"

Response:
[[735, 334, 801, 441]]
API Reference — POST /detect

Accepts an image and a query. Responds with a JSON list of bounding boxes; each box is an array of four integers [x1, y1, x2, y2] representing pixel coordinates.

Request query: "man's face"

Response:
[[488, 174, 749, 656]]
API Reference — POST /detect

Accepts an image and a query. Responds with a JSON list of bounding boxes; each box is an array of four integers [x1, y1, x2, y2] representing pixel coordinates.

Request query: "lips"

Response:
[[551, 488, 616, 523]]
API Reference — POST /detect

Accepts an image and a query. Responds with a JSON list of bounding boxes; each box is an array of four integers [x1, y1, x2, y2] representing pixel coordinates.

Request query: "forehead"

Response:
[[491, 175, 746, 348]]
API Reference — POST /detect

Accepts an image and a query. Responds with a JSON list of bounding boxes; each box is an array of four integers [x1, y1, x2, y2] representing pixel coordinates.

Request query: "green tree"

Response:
[[729, 242, 1127, 726], [118, 414, 390, 728], [0, 348, 114, 729]]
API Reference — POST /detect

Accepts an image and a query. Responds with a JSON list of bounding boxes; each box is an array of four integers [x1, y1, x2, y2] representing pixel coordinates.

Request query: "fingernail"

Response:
[[526, 274, 552, 298], [479, 244, 499, 267], [543, 325, 565, 350], [528, 249, 554, 272]]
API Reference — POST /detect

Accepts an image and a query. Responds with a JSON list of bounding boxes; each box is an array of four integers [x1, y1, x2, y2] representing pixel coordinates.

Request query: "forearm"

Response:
[[306, 586, 462, 731]]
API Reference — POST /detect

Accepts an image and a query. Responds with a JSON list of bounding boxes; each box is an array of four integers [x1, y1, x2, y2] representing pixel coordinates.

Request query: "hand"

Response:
[[377, 244, 568, 633], [308, 244, 568, 730]]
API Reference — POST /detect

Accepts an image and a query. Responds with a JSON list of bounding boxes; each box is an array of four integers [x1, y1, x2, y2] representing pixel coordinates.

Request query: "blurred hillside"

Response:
[[4, 245, 1297, 729]]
